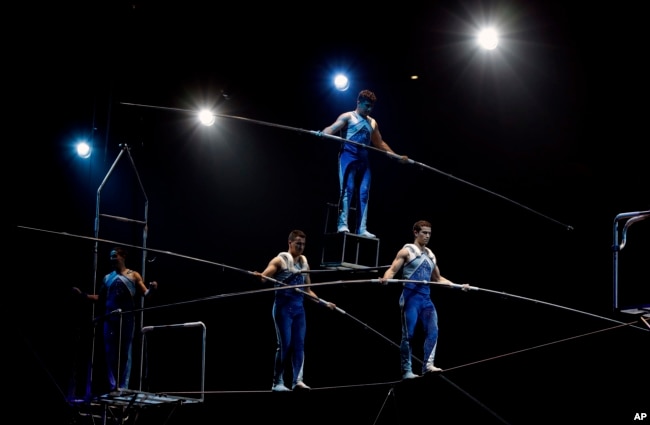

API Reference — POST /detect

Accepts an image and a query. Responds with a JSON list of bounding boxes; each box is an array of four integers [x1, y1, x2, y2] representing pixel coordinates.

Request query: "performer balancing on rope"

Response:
[[321, 89, 408, 238], [254, 229, 336, 392], [380, 220, 469, 380]]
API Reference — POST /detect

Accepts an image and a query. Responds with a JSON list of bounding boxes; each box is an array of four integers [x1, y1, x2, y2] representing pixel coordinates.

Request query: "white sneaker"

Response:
[[359, 230, 376, 238], [271, 383, 291, 392], [402, 371, 419, 380], [425, 365, 443, 374], [337, 225, 350, 233], [292, 381, 311, 391]]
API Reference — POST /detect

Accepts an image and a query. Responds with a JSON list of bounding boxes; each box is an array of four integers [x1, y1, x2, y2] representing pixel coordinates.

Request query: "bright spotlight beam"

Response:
[[76, 141, 91, 158], [198, 109, 216, 126], [334, 74, 349, 91], [477, 28, 499, 50]]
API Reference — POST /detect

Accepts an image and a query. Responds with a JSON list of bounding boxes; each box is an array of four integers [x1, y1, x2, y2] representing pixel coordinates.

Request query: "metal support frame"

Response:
[[612, 209, 649, 312], [140, 321, 207, 403], [321, 202, 380, 269], [87, 144, 150, 398], [76, 321, 206, 424], [72, 146, 205, 424]]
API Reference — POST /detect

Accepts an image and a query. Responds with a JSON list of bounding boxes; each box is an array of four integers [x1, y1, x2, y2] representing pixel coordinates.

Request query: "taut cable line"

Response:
[[442, 320, 641, 373], [20, 225, 643, 424], [120, 102, 573, 230], [19, 225, 646, 332]]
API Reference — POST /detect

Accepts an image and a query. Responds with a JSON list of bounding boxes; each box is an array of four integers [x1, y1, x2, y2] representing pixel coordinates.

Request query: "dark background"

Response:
[[15, 1, 648, 424]]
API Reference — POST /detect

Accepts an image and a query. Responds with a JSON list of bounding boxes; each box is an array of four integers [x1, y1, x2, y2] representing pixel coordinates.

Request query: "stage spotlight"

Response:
[[198, 109, 216, 126], [334, 74, 350, 91], [477, 27, 499, 50], [76, 141, 91, 158]]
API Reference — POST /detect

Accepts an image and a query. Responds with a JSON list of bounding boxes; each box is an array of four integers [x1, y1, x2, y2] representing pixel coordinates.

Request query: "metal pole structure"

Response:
[[612, 210, 649, 311], [141, 322, 206, 401], [122, 146, 150, 392], [88, 147, 128, 399], [90, 144, 149, 397]]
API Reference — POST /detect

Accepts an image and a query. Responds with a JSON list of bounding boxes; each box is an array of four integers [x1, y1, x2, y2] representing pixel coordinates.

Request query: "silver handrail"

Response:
[[612, 210, 649, 311]]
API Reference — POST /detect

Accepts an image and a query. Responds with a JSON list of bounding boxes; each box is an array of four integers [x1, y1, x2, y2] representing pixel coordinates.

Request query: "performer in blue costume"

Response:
[[255, 230, 336, 392], [322, 89, 408, 238], [73, 247, 157, 392], [381, 220, 468, 380]]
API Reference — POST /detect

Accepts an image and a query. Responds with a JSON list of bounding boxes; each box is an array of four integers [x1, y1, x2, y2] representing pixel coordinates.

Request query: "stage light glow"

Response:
[[198, 109, 216, 126], [334, 74, 350, 91], [76, 141, 91, 158], [477, 27, 499, 50]]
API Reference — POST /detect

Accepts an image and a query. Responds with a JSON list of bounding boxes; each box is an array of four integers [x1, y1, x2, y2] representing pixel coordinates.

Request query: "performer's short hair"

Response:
[[358, 89, 377, 104], [288, 229, 307, 241], [413, 220, 432, 232]]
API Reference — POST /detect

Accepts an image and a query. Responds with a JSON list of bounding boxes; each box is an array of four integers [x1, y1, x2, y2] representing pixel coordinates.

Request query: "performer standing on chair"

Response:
[[322, 89, 408, 238], [255, 230, 336, 392], [73, 246, 157, 392], [380, 220, 468, 380]]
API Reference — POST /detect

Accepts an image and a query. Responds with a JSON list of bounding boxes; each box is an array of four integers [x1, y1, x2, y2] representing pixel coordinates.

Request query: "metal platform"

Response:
[[321, 232, 380, 270], [69, 321, 206, 424], [69, 390, 203, 425], [93, 389, 203, 407], [620, 304, 650, 318], [321, 202, 381, 270]]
